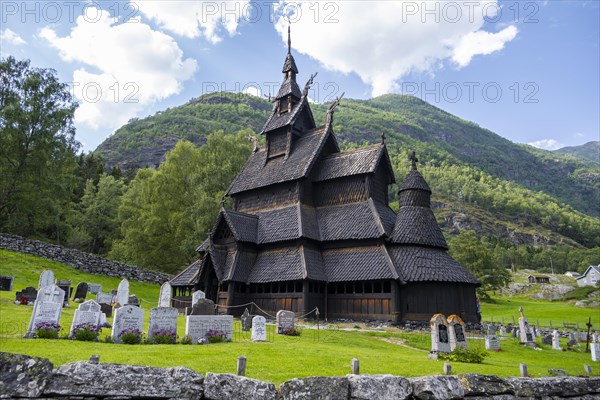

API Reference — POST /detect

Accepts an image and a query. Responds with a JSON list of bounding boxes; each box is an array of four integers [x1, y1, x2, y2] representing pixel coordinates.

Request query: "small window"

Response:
[[327, 284, 335, 294], [345, 282, 354, 294], [364, 282, 372, 294], [272, 283, 279, 293], [337, 283, 345, 294], [296, 282, 303, 292], [250, 284, 256, 294], [383, 281, 391, 293], [373, 282, 382, 293]]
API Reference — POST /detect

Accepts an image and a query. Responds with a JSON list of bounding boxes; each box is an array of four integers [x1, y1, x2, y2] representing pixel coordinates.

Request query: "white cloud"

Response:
[[136, 0, 249, 43], [242, 86, 262, 97], [40, 11, 197, 130], [528, 139, 564, 151], [0, 28, 26, 46], [275, 1, 517, 96]]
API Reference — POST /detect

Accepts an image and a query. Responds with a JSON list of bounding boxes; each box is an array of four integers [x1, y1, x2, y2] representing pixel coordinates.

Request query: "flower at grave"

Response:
[[281, 327, 302, 336], [19, 297, 29, 305], [180, 335, 193, 345], [119, 328, 143, 345], [150, 328, 176, 344], [35, 322, 60, 339], [72, 322, 101, 342], [205, 329, 229, 343]]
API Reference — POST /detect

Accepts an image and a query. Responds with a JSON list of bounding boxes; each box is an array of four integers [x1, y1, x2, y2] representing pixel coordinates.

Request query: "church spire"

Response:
[[287, 24, 291, 54]]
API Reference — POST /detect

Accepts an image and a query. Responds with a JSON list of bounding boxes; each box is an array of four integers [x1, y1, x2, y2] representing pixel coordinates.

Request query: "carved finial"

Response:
[[409, 151, 419, 170], [220, 196, 225, 208], [287, 24, 291, 54], [247, 135, 259, 152], [325, 92, 345, 127], [381, 133, 386, 144], [303, 72, 318, 97]]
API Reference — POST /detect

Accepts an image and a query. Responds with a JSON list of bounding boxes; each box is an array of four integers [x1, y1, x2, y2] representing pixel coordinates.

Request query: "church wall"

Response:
[[234, 182, 300, 212], [314, 175, 368, 207], [368, 169, 391, 205], [325, 280, 396, 321], [267, 129, 288, 158], [399, 282, 478, 323]]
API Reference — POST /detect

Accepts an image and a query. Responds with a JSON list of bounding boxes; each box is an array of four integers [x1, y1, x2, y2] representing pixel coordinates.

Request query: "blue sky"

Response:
[[1, 0, 598, 152]]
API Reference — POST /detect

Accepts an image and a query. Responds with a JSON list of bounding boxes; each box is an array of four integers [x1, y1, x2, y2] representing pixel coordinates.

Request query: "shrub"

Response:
[[151, 328, 177, 344], [119, 328, 142, 345], [72, 323, 100, 342], [281, 327, 302, 336], [439, 346, 488, 363], [205, 329, 229, 343], [180, 335, 192, 345], [35, 322, 60, 339]]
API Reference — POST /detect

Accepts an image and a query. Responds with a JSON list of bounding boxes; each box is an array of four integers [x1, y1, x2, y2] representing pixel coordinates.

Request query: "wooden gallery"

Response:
[[171, 33, 480, 323]]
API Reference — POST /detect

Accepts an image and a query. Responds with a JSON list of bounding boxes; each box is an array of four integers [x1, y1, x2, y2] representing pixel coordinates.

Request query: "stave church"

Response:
[[170, 30, 479, 322]]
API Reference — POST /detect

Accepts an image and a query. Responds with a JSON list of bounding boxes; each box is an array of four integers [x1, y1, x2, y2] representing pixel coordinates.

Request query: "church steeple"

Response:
[[277, 25, 301, 100]]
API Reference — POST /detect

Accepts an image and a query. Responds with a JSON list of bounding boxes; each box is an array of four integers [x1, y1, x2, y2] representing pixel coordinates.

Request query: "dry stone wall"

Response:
[[1, 352, 599, 400], [0, 234, 170, 284]]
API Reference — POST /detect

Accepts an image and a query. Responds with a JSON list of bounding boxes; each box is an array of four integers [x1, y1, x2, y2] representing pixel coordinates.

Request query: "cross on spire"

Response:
[[287, 24, 291, 54], [409, 151, 419, 170], [381, 132, 386, 144]]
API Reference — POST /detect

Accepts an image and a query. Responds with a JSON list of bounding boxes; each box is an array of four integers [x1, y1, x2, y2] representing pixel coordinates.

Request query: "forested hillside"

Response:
[[554, 141, 600, 164]]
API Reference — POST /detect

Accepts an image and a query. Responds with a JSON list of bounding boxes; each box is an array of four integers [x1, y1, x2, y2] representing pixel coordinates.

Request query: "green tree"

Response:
[[0, 57, 79, 240]]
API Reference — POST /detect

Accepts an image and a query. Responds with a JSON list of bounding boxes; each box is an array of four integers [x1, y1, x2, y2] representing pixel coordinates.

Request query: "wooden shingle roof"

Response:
[[390, 206, 448, 249], [170, 259, 201, 287], [317, 200, 388, 241], [399, 169, 431, 193], [323, 246, 398, 282], [220, 209, 259, 243], [247, 247, 303, 283], [314, 144, 395, 183]]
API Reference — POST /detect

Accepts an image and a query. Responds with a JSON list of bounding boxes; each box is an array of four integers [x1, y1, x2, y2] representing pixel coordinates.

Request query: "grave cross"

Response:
[[586, 317, 593, 353], [409, 151, 419, 170], [41, 285, 63, 303], [519, 306, 525, 319]]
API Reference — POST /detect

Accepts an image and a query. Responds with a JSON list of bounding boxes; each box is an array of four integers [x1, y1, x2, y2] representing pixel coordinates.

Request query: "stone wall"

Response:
[[0, 234, 170, 284], [1, 352, 599, 400]]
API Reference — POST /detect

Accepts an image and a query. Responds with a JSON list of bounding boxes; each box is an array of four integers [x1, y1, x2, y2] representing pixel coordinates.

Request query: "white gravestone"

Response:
[[96, 292, 114, 304], [592, 343, 600, 362], [518, 307, 535, 344], [185, 315, 233, 344], [25, 284, 65, 338], [191, 290, 205, 306], [148, 307, 178, 339], [251, 316, 267, 342], [116, 279, 129, 306], [38, 270, 55, 290], [99, 312, 108, 326], [552, 330, 562, 350], [112, 304, 144, 343], [499, 326, 507, 337], [430, 314, 451, 354], [88, 284, 102, 294], [447, 314, 468, 350], [158, 282, 172, 308], [276, 310, 295, 334], [485, 335, 501, 351], [69, 300, 102, 337]]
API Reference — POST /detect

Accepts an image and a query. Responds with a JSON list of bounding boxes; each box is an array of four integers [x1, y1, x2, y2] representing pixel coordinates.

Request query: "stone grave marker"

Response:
[[185, 315, 233, 344], [87, 283, 102, 295], [24, 284, 65, 338], [447, 314, 468, 350], [251, 315, 267, 341], [518, 306, 535, 344], [0, 276, 14, 291], [485, 335, 501, 351], [487, 324, 497, 337], [592, 342, 600, 362], [128, 295, 140, 306], [38, 270, 54, 290], [429, 313, 451, 356], [56, 279, 72, 307], [72, 282, 88, 301], [542, 334, 552, 345], [241, 308, 252, 331], [69, 300, 102, 337], [192, 290, 205, 306], [112, 304, 144, 344], [15, 286, 37, 304], [187, 298, 215, 315], [158, 282, 172, 308], [148, 307, 178, 340], [96, 292, 114, 305], [499, 326, 507, 337], [115, 279, 129, 307], [552, 330, 562, 350], [276, 310, 295, 334], [594, 332, 599, 343], [99, 312, 108, 327], [100, 302, 112, 318]]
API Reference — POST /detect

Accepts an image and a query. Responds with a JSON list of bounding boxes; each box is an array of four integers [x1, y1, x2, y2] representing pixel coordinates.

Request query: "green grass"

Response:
[[1, 249, 599, 384]]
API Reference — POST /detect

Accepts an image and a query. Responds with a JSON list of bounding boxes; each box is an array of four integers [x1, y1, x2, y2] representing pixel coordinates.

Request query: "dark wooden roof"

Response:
[[314, 144, 395, 183], [195, 239, 209, 252], [317, 200, 389, 241], [220, 209, 259, 243], [247, 246, 326, 283], [390, 206, 448, 249], [282, 52, 298, 73], [276, 76, 302, 99], [399, 169, 431, 193], [170, 258, 201, 287], [323, 246, 398, 282]]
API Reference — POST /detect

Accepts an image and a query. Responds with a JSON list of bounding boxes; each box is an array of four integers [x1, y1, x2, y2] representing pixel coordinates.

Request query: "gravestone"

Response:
[[128, 295, 139, 306], [187, 298, 215, 315], [38, 270, 54, 290], [499, 326, 507, 337], [116, 279, 129, 306], [100, 302, 112, 318], [592, 343, 600, 362], [72, 282, 88, 300], [552, 330, 562, 350], [185, 315, 233, 343], [111, 304, 144, 344], [87, 283, 102, 295], [24, 284, 65, 338], [518, 307, 535, 344], [192, 290, 205, 306], [447, 314, 468, 350], [241, 308, 252, 331], [148, 307, 178, 340], [69, 300, 102, 337], [276, 310, 295, 334], [16, 286, 37, 303], [251, 315, 267, 341], [485, 335, 501, 351], [96, 292, 114, 305], [158, 282, 172, 308], [429, 314, 451, 357], [99, 312, 108, 327], [594, 332, 599, 343], [56, 279, 72, 307], [542, 334, 553, 345], [0, 276, 14, 291]]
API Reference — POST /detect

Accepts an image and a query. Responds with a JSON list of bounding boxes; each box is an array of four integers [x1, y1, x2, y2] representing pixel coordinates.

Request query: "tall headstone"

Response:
[[116, 279, 129, 306], [187, 298, 215, 315], [251, 315, 267, 341], [552, 330, 562, 350], [429, 314, 451, 357], [112, 304, 144, 343], [158, 282, 172, 308], [87, 283, 102, 295], [276, 310, 295, 334], [69, 300, 102, 337], [241, 308, 252, 331], [72, 282, 88, 300], [96, 292, 114, 305], [447, 314, 468, 350], [192, 290, 205, 306], [24, 284, 65, 338], [0, 276, 14, 291], [56, 279, 72, 307], [185, 315, 233, 343], [499, 326, 507, 337], [148, 307, 178, 340], [518, 306, 535, 344], [38, 270, 54, 290]]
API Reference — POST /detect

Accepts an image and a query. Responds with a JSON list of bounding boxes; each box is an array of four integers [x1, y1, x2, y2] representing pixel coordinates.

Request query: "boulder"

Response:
[[506, 376, 600, 397], [281, 376, 349, 400], [409, 375, 464, 399], [347, 374, 412, 400], [0, 352, 53, 398], [44, 361, 203, 399], [457, 374, 513, 396], [203, 373, 278, 400]]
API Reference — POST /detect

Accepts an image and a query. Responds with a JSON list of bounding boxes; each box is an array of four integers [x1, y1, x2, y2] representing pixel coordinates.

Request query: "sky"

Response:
[[1, 0, 598, 153]]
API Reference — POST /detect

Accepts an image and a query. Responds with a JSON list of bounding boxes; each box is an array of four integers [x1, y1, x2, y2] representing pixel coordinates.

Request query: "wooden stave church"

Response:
[[171, 31, 480, 322]]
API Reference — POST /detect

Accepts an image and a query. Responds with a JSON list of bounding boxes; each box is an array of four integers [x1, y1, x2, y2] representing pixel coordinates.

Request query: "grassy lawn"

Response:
[[1, 249, 599, 383]]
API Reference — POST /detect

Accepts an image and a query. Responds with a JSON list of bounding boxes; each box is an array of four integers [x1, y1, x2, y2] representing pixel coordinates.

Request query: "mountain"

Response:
[[94, 92, 600, 247], [554, 141, 600, 165]]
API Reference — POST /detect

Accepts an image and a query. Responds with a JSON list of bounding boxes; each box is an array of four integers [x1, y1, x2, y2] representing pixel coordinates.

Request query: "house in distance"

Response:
[[171, 29, 480, 322]]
